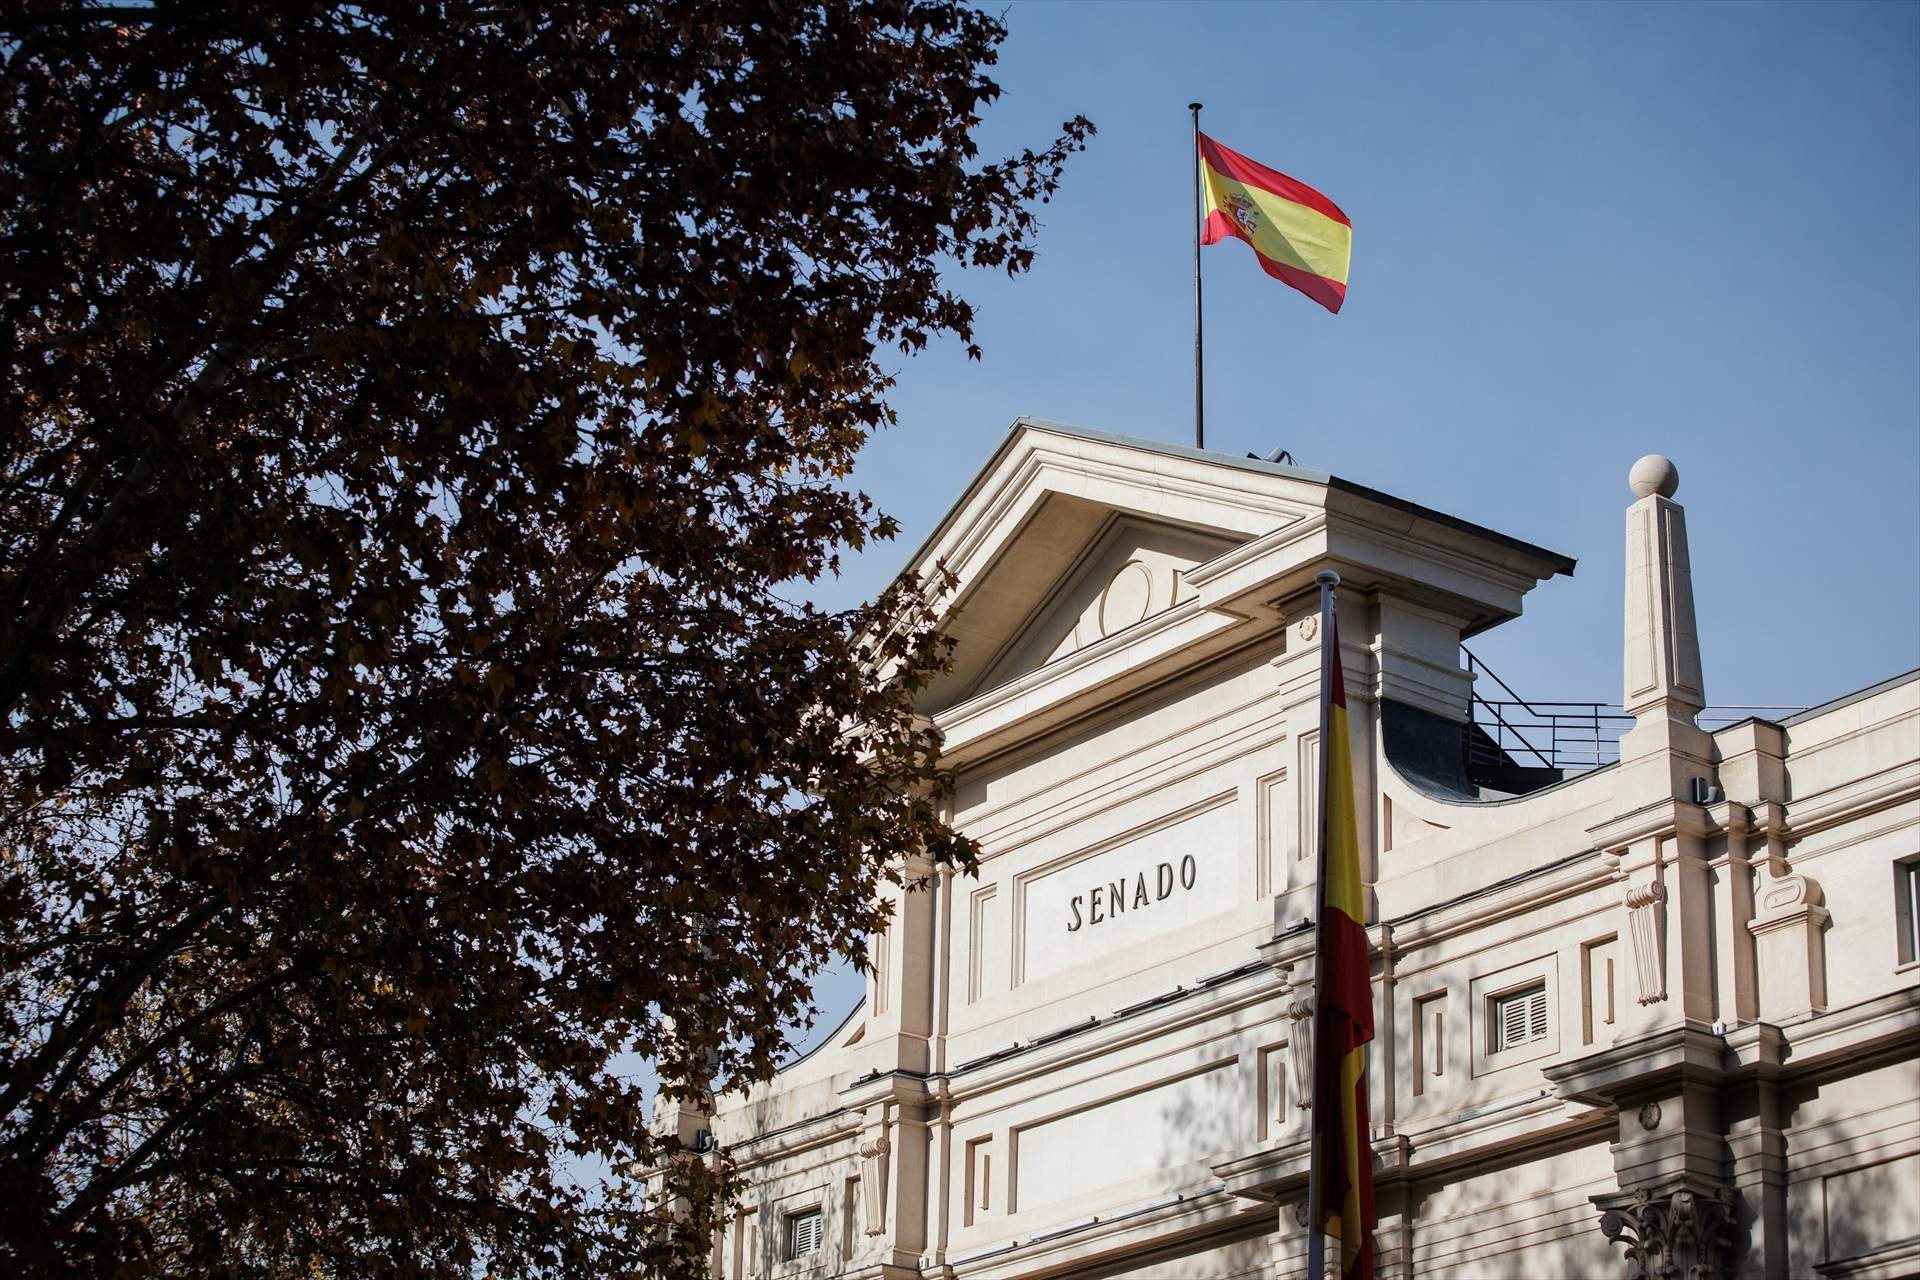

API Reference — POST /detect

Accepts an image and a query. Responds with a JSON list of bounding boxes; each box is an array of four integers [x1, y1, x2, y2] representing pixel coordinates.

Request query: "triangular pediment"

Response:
[[904, 420, 1324, 717], [969, 515, 1238, 696], [890, 418, 1576, 763]]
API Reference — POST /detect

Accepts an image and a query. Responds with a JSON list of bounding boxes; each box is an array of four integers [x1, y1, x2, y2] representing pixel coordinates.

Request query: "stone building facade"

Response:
[[662, 420, 1920, 1279]]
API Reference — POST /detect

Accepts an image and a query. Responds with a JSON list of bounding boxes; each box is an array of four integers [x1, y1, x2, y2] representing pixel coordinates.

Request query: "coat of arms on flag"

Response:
[[1229, 192, 1261, 235]]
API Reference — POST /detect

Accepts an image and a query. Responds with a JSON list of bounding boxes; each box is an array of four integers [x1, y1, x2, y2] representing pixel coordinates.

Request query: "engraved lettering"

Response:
[[1063, 854, 1208, 933]]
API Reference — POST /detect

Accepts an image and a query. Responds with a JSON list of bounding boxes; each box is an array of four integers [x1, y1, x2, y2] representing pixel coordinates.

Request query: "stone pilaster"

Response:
[[838, 1077, 935, 1280], [1722, 1026, 1790, 1280], [863, 853, 939, 1076]]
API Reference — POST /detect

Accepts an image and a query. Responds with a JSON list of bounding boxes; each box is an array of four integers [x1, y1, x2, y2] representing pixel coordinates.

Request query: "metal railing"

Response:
[[1462, 648, 1805, 776]]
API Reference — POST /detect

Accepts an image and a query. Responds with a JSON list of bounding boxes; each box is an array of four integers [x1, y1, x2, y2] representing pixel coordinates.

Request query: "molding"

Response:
[[946, 1184, 1268, 1280], [965, 691, 1290, 856], [938, 963, 1280, 1105], [1543, 1024, 1730, 1107], [1380, 849, 1616, 951], [1588, 798, 1714, 854], [1815, 1236, 1920, 1279], [1783, 760, 1920, 840]]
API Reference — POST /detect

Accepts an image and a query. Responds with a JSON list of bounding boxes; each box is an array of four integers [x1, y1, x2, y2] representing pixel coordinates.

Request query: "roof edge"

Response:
[[883, 417, 1576, 597]]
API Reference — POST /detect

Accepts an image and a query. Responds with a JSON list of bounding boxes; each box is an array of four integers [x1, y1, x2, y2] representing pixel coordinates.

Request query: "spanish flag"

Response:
[[1315, 620, 1376, 1278], [1199, 133, 1351, 314]]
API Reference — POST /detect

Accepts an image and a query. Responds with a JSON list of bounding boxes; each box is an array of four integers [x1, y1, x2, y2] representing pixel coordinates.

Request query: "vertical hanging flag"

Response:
[[1311, 584, 1376, 1279], [1198, 133, 1352, 314]]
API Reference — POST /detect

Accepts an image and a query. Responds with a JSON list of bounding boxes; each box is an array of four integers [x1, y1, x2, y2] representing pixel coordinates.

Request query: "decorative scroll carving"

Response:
[[1598, 1185, 1735, 1280], [1286, 993, 1315, 1110], [1625, 881, 1668, 1005], [859, 1131, 890, 1236], [1754, 870, 1821, 918]]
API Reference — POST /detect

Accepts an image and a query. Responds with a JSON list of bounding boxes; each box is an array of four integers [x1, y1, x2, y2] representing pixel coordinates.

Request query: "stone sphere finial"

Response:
[[1629, 454, 1679, 500]]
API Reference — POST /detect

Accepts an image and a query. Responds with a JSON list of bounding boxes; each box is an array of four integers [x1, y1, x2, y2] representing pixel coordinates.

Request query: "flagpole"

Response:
[[1305, 568, 1339, 1280], [1188, 102, 1205, 450]]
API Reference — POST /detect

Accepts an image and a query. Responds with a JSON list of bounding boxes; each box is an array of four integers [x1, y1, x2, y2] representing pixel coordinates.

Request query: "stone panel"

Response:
[[1011, 1062, 1235, 1214], [1017, 794, 1238, 985]]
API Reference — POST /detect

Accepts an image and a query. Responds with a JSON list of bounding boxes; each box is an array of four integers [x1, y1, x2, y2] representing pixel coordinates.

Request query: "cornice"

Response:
[[935, 962, 1278, 1106], [1543, 1024, 1731, 1106], [1766, 985, 1920, 1080], [947, 1183, 1266, 1280], [1587, 797, 1715, 852], [1382, 848, 1614, 951], [1783, 759, 1920, 840], [932, 601, 1252, 765], [720, 1106, 861, 1164], [1545, 987, 1920, 1109]]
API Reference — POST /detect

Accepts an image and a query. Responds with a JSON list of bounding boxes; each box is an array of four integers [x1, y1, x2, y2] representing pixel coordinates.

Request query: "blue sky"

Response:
[[782, 0, 1920, 1052]]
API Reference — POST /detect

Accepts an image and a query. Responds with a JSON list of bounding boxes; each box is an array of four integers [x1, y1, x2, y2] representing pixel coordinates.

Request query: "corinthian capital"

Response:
[[1597, 1184, 1735, 1280]]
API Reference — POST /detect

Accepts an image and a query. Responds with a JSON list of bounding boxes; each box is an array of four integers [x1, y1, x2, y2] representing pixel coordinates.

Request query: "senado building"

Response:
[[656, 419, 1920, 1280]]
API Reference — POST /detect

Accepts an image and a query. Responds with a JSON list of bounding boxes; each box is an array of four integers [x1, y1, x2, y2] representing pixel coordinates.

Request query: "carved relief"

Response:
[[1286, 993, 1315, 1110], [1754, 870, 1821, 918], [1625, 880, 1668, 1005], [1598, 1185, 1735, 1280], [859, 1128, 890, 1236]]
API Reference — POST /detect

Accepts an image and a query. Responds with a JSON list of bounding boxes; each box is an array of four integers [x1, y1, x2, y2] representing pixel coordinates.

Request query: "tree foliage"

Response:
[[0, 2, 1089, 1274]]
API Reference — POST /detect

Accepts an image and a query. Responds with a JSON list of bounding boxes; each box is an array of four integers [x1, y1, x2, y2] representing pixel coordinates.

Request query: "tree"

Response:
[[0, 3, 1089, 1274]]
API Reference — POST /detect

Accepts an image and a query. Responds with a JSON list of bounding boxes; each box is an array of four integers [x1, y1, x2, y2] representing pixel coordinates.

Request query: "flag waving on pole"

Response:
[[1198, 133, 1352, 314], [1313, 608, 1376, 1279]]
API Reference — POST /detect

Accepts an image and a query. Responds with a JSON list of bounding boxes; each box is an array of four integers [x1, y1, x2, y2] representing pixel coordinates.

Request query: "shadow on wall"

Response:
[[1776, 1075, 1920, 1274]]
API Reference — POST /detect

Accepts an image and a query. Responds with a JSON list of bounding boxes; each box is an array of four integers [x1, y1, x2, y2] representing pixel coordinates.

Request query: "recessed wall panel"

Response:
[[1012, 1063, 1236, 1213], [1017, 794, 1238, 986]]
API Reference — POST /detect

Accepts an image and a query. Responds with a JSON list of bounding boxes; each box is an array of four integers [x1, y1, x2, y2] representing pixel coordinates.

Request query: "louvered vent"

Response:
[[787, 1208, 823, 1260], [1491, 983, 1549, 1053]]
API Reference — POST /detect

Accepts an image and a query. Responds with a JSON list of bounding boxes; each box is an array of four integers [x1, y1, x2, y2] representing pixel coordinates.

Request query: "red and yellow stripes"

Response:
[[1315, 623, 1376, 1279], [1198, 133, 1351, 314]]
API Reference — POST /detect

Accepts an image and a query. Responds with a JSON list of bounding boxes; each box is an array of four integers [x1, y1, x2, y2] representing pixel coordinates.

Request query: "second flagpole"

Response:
[[1189, 102, 1205, 451], [1304, 569, 1339, 1280]]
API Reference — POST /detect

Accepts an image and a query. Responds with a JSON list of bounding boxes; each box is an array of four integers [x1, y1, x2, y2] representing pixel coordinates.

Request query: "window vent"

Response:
[[787, 1208, 823, 1260], [1492, 983, 1549, 1053]]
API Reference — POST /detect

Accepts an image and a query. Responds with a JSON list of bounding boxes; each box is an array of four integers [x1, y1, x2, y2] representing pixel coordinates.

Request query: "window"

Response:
[[786, 1207, 823, 1261], [1490, 982, 1549, 1053], [1898, 858, 1920, 966]]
